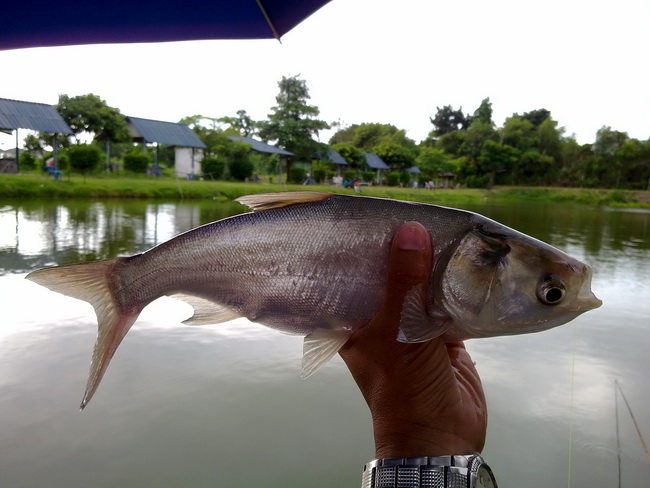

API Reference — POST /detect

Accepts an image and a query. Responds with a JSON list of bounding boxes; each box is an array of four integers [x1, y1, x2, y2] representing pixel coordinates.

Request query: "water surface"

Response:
[[1, 198, 648, 487]]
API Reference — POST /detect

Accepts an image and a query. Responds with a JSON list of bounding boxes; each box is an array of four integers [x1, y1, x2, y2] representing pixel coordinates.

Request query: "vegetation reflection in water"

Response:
[[0, 199, 648, 488]]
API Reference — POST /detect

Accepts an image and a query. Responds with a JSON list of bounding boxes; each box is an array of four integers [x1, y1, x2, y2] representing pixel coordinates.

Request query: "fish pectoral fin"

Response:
[[171, 294, 241, 325], [236, 191, 333, 212], [301, 328, 353, 379], [397, 284, 450, 343]]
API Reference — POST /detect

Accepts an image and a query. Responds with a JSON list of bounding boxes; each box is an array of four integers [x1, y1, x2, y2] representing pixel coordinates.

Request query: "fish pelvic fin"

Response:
[[172, 294, 241, 325], [236, 191, 333, 212], [397, 284, 450, 343], [301, 328, 353, 379], [26, 258, 139, 409]]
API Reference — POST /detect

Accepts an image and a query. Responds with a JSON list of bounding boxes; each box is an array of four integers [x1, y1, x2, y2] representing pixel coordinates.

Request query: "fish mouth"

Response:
[[573, 264, 602, 311]]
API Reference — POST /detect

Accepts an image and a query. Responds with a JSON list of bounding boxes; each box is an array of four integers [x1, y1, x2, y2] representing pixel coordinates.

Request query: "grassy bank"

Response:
[[1, 173, 649, 208]]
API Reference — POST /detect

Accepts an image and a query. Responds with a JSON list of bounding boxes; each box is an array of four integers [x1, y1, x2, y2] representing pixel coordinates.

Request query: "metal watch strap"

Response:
[[361, 454, 489, 488]]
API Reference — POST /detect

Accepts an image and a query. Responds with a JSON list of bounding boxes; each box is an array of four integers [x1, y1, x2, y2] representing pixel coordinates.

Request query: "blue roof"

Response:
[[407, 166, 422, 174], [127, 116, 206, 148], [0, 98, 73, 134], [364, 152, 389, 170], [227, 135, 294, 156], [317, 148, 348, 166]]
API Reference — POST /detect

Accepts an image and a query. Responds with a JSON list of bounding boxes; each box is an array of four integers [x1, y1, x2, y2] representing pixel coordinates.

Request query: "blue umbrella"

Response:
[[0, 0, 332, 50]]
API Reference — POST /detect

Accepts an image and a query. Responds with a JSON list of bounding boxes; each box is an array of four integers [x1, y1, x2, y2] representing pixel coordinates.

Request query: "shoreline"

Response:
[[1, 174, 649, 208]]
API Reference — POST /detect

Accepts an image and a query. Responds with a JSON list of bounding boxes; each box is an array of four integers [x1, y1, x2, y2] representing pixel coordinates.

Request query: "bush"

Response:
[[69, 144, 102, 175], [385, 172, 400, 186], [57, 153, 70, 171], [123, 150, 151, 173], [362, 171, 375, 183], [229, 158, 254, 181], [19, 152, 37, 171], [465, 174, 490, 188], [399, 171, 411, 186], [290, 167, 307, 183], [201, 156, 226, 180], [343, 169, 355, 180], [313, 168, 327, 183]]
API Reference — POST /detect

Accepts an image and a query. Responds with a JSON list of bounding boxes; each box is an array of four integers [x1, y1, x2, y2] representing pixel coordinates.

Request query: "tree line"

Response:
[[17, 75, 649, 189]]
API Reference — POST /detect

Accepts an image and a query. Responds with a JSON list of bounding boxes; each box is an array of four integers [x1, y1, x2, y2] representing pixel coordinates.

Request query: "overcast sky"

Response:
[[1, 0, 648, 151]]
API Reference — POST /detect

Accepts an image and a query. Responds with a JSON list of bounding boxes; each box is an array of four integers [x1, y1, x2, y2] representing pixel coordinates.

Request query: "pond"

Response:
[[1, 197, 648, 488]]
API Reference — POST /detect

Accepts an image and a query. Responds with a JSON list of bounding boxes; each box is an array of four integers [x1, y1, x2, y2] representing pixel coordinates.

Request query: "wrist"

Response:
[[373, 418, 484, 458]]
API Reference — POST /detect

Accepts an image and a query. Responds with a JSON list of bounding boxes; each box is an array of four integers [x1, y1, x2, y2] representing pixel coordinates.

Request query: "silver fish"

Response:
[[26, 191, 602, 408]]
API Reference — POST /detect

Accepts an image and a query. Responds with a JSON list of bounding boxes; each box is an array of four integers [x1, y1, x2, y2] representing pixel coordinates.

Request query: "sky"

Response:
[[1, 0, 648, 152]]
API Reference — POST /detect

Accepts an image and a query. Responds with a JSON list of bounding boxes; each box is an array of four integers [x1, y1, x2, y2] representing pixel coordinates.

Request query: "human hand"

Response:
[[339, 222, 487, 458]]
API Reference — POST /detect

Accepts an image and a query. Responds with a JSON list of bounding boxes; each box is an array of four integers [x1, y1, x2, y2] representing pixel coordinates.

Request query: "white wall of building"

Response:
[[174, 147, 203, 178]]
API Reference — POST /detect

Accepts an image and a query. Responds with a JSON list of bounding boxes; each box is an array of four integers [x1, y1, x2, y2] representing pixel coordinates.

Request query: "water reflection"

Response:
[[1, 198, 649, 488], [0, 200, 245, 273]]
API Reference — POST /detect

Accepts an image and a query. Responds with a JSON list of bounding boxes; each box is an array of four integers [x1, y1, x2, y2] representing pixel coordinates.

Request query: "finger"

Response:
[[385, 221, 432, 293]]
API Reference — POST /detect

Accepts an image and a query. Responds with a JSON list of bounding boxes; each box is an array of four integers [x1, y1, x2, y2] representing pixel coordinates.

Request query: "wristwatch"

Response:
[[361, 454, 497, 488]]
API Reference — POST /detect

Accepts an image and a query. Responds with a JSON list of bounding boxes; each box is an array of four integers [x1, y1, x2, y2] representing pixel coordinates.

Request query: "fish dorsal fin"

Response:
[[301, 328, 353, 379], [235, 191, 333, 212], [171, 294, 241, 325], [397, 284, 450, 343]]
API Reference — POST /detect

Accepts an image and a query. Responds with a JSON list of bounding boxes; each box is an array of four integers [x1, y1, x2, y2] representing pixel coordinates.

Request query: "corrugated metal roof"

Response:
[[127, 116, 206, 148], [0, 98, 73, 134], [364, 152, 389, 170], [317, 148, 348, 165], [227, 135, 294, 156]]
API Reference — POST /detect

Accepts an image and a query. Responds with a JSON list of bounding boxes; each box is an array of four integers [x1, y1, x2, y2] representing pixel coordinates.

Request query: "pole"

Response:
[[53, 134, 58, 170], [15, 129, 20, 173]]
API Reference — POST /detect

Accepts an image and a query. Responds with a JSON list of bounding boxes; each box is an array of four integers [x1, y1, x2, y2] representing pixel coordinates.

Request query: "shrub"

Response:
[[19, 152, 37, 171], [465, 174, 490, 188], [201, 156, 226, 180], [313, 168, 327, 183], [229, 158, 254, 181], [290, 167, 307, 183], [123, 150, 151, 173], [385, 172, 400, 186], [69, 144, 102, 175]]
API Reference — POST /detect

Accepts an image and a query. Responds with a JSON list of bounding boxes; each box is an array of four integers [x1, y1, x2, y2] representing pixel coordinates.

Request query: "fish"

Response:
[[26, 191, 602, 408]]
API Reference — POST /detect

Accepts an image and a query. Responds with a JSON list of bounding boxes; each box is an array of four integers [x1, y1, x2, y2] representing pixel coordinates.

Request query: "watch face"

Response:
[[476, 464, 497, 488]]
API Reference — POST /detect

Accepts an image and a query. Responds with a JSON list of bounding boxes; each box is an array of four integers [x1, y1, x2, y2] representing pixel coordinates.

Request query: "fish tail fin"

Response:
[[26, 258, 139, 409]]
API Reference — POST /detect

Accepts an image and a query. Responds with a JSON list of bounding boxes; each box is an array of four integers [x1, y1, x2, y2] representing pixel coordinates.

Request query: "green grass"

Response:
[[1, 173, 648, 208]]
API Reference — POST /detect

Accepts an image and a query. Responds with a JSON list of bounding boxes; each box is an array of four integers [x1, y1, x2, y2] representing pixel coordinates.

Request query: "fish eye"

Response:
[[537, 278, 566, 305]]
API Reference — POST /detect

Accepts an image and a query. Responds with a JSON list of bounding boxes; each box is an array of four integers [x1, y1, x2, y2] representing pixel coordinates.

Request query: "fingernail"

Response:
[[396, 223, 429, 251]]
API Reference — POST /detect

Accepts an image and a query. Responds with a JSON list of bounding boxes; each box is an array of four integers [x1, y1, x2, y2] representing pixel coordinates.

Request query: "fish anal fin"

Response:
[[301, 328, 352, 379], [235, 191, 333, 212], [397, 284, 450, 343], [172, 294, 241, 325]]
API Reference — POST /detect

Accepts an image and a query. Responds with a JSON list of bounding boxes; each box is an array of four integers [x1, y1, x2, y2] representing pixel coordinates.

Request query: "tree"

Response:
[[416, 147, 460, 177], [56, 94, 129, 170], [332, 143, 365, 170], [258, 75, 330, 179], [373, 142, 415, 170], [471, 98, 493, 125], [521, 108, 551, 128], [591, 126, 629, 187], [428, 105, 470, 138], [329, 122, 416, 151], [500, 116, 536, 151], [477, 141, 519, 189], [217, 110, 257, 136]]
